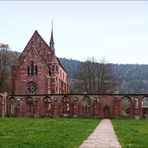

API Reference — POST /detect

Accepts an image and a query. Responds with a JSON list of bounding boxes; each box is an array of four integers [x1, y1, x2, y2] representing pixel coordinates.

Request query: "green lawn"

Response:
[[0, 117, 99, 148], [112, 119, 148, 148]]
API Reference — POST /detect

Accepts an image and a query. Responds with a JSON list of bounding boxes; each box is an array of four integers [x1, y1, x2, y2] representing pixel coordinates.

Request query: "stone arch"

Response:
[[26, 97, 34, 117], [61, 95, 71, 117], [121, 96, 131, 117], [103, 105, 110, 118], [142, 96, 148, 118], [142, 97, 148, 107], [43, 97, 53, 117], [82, 96, 91, 117], [8, 97, 17, 116]]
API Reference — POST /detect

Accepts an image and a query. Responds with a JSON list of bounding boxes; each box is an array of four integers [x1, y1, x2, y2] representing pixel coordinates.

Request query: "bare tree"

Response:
[[0, 43, 18, 93], [74, 57, 118, 94], [96, 59, 117, 93]]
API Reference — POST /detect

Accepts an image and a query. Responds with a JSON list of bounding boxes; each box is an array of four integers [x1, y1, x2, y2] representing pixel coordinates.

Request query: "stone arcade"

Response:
[[0, 94, 148, 118]]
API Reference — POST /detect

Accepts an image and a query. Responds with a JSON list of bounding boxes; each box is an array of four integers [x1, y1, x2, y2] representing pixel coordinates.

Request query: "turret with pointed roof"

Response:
[[49, 22, 55, 53]]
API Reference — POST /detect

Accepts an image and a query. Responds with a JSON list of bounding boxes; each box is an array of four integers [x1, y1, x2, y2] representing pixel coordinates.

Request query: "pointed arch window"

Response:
[[27, 66, 30, 75], [142, 97, 148, 107], [121, 97, 131, 116], [27, 61, 38, 76], [43, 97, 53, 117], [31, 61, 34, 75], [82, 96, 91, 116], [35, 65, 38, 75], [62, 96, 71, 116]]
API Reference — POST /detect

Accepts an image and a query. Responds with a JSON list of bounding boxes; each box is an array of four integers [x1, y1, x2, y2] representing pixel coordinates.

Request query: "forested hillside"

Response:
[[60, 58, 148, 94], [1, 43, 148, 94]]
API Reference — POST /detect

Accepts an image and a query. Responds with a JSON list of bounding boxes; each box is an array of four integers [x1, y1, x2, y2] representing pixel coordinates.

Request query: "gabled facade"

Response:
[[12, 30, 69, 95]]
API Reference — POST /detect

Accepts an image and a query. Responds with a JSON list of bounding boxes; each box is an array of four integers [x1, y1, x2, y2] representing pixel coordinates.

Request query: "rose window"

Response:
[[26, 82, 38, 95]]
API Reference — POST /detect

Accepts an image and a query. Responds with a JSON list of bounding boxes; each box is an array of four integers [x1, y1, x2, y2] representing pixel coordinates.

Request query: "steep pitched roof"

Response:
[[17, 45, 50, 75], [18, 30, 67, 72], [18, 30, 54, 62]]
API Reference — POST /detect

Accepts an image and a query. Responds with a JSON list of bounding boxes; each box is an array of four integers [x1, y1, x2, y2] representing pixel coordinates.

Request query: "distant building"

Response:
[[12, 28, 69, 95]]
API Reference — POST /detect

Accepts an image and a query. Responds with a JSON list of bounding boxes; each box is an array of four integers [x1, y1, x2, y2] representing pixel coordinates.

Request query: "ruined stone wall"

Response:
[[0, 94, 147, 118]]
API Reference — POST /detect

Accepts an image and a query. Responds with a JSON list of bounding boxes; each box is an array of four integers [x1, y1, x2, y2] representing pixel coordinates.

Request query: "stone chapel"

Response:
[[11, 27, 69, 95]]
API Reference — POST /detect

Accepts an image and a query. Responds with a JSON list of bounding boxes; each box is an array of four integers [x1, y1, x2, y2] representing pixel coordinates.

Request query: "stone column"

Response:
[[134, 97, 140, 119], [1, 92, 8, 117]]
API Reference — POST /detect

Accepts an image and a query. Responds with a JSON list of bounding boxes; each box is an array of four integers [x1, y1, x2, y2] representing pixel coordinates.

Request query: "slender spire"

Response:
[[49, 21, 55, 53]]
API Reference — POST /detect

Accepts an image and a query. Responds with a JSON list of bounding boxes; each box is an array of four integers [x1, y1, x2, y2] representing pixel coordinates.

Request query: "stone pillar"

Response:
[[34, 97, 39, 118], [1, 92, 8, 117], [139, 97, 143, 118], [134, 97, 140, 119]]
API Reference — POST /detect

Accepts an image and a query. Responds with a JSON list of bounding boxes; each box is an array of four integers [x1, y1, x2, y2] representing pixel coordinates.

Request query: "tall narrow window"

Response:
[[35, 65, 38, 75], [31, 61, 34, 75], [28, 61, 38, 76], [27, 66, 30, 75]]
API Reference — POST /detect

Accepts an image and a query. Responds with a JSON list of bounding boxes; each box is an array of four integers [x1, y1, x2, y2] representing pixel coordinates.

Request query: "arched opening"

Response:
[[121, 96, 131, 117], [9, 97, 17, 117], [62, 96, 71, 117], [103, 105, 110, 118], [142, 97, 148, 118], [82, 96, 91, 117], [43, 97, 53, 117], [26, 97, 34, 117]]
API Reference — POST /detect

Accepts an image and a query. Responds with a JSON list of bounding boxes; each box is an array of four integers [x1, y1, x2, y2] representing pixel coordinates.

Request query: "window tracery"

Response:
[[27, 61, 38, 76], [26, 82, 38, 95], [82, 96, 91, 116]]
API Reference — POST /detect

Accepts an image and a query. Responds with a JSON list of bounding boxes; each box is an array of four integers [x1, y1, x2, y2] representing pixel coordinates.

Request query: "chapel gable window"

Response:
[[35, 65, 38, 75], [31, 61, 34, 75], [27, 66, 30, 75], [27, 61, 38, 76]]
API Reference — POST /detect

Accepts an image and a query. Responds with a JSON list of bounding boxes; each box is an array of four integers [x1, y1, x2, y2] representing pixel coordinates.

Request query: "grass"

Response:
[[0, 117, 99, 148], [112, 119, 148, 148]]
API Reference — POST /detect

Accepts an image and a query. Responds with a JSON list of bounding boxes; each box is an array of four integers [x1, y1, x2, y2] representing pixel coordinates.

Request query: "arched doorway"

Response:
[[104, 105, 110, 118]]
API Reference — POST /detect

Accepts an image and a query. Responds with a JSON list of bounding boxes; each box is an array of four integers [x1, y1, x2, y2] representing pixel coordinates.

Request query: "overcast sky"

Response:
[[0, 1, 148, 64]]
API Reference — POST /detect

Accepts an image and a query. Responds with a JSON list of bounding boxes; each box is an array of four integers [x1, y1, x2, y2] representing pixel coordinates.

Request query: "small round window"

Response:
[[26, 82, 38, 95]]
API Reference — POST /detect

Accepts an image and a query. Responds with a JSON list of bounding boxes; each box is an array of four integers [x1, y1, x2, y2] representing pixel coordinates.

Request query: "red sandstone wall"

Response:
[[3, 94, 146, 119]]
